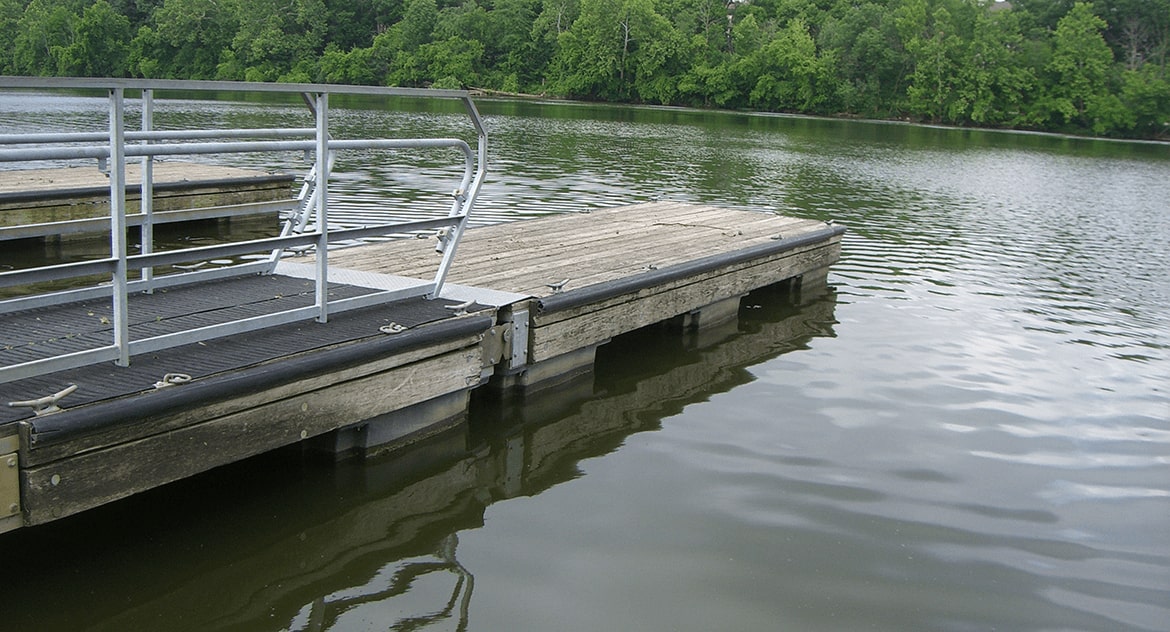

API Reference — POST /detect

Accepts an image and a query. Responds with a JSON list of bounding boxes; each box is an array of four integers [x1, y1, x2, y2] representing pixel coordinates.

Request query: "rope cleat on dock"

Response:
[[152, 373, 192, 389], [7, 384, 78, 416]]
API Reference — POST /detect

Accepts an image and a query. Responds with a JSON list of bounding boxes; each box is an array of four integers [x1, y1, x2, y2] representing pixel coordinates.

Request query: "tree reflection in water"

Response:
[[287, 533, 473, 632]]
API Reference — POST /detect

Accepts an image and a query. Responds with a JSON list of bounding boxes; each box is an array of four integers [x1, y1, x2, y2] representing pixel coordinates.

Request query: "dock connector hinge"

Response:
[[480, 309, 529, 374], [481, 324, 512, 370]]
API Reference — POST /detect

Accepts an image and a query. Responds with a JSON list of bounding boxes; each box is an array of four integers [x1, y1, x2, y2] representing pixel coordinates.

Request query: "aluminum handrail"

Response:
[[0, 129, 318, 145], [0, 78, 488, 385]]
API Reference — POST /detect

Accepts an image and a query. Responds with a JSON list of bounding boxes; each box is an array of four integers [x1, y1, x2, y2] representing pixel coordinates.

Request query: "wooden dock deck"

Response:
[[0, 163, 296, 241], [328, 201, 843, 387], [0, 201, 843, 532]]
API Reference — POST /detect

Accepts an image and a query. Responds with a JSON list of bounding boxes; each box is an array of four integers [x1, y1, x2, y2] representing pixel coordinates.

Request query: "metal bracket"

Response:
[[509, 310, 529, 369], [480, 311, 530, 372], [481, 325, 512, 368], [1, 434, 21, 532]]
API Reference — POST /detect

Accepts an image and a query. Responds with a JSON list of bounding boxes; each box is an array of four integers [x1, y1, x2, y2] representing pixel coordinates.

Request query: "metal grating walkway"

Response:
[[0, 273, 489, 426]]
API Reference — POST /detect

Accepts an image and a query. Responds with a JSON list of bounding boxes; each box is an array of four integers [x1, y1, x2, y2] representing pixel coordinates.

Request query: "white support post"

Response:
[[109, 88, 130, 366], [314, 92, 329, 323], [140, 89, 155, 292]]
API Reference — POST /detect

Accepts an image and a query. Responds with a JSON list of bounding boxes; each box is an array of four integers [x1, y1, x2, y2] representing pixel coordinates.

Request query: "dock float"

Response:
[[0, 77, 844, 533]]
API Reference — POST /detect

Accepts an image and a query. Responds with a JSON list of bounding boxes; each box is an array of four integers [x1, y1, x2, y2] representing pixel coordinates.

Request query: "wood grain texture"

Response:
[[326, 201, 833, 298], [530, 241, 840, 360], [21, 345, 482, 525]]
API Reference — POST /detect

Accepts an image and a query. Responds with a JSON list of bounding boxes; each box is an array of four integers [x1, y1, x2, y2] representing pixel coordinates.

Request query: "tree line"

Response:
[[1, 0, 1167, 139]]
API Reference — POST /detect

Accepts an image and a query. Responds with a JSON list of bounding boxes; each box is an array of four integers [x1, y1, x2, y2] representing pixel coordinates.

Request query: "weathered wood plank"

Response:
[[327, 202, 831, 298], [20, 330, 486, 467], [456, 218, 827, 294], [529, 241, 840, 361], [532, 236, 842, 328], [0, 163, 287, 195], [20, 345, 483, 525]]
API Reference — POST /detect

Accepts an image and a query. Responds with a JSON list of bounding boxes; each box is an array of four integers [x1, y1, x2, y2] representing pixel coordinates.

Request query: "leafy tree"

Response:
[[744, 18, 837, 112], [0, 0, 23, 74], [229, 0, 328, 81], [319, 44, 384, 84], [137, 0, 239, 79], [1119, 63, 1170, 137], [487, 0, 542, 85], [12, 0, 80, 76], [905, 6, 967, 122], [955, 9, 1037, 125], [325, 0, 382, 50], [549, 0, 636, 98], [1092, 0, 1170, 69], [398, 0, 439, 51], [821, 1, 909, 116], [1041, 2, 1119, 131], [55, 0, 134, 76], [1012, 0, 1077, 31]]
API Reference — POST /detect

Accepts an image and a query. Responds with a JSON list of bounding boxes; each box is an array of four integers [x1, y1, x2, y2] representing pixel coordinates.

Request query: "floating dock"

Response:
[[0, 77, 844, 533], [0, 201, 842, 530], [0, 163, 296, 242]]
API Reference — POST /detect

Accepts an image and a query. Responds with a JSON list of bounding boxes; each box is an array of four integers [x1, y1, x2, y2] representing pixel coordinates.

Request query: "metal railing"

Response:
[[0, 78, 488, 385]]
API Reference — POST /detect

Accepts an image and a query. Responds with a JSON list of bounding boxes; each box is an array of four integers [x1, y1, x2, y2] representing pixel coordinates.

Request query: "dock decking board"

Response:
[[0, 164, 287, 196], [324, 201, 841, 366], [326, 202, 832, 297]]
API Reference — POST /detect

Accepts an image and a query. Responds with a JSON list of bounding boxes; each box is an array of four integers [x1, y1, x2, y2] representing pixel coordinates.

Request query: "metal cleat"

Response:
[[8, 384, 78, 416], [445, 300, 475, 317]]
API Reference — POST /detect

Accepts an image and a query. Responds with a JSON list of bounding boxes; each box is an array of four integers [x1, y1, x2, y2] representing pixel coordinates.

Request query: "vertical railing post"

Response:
[[430, 95, 488, 299], [109, 88, 130, 366], [140, 88, 155, 292], [314, 91, 329, 323]]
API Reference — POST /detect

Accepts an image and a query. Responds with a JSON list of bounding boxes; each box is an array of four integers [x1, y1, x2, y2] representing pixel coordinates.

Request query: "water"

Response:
[[1, 93, 1168, 631]]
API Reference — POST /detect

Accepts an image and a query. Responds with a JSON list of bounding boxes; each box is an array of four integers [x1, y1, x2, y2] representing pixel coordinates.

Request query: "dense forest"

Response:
[[0, 0, 1167, 138]]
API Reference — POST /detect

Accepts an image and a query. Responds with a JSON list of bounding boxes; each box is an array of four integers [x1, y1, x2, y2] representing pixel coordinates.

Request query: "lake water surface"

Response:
[[1, 93, 1168, 631]]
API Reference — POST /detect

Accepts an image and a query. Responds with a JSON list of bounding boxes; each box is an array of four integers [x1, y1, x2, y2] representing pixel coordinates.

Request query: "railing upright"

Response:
[[140, 89, 156, 292], [109, 88, 131, 367], [430, 95, 488, 299], [314, 91, 330, 323]]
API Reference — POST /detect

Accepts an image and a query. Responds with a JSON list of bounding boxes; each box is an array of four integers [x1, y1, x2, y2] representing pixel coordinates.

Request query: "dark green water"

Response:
[[1, 93, 1168, 631]]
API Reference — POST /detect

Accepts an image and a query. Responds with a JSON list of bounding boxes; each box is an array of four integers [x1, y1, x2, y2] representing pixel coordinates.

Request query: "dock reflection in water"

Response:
[[0, 281, 834, 631]]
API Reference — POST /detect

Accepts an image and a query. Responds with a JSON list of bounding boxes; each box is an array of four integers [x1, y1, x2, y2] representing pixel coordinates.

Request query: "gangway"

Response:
[[0, 78, 488, 385]]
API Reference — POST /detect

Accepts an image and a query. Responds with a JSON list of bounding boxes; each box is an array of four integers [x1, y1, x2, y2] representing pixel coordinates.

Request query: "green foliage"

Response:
[[819, 2, 908, 116], [55, 0, 134, 76], [12, 0, 78, 76], [1042, 2, 1117, 129], [5, 0, 1168, 138], [1120, 64, 1170, 137], [745, 18, 837, 113], [135, 0, 239, 78]]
